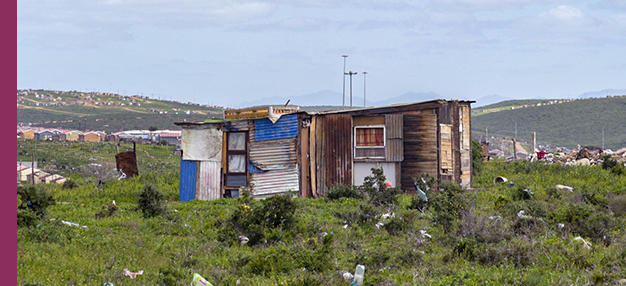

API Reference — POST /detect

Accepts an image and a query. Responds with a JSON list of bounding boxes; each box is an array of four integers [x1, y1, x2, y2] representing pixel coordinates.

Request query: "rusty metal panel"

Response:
[[385, 114, 404, 162], [323, 114, 352, 191], [196, 161, 222, 200], [250, 166, 299, 199], [401, 113, 438, 189], [316, 116, 327, 196], [181, 128, 223, 161], [179, 159, 197, 202]]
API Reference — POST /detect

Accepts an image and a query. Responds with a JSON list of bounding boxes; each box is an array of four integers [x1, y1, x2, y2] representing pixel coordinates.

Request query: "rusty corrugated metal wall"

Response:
[[196, 161, 222, 200], [320, 114, 352, 194], [248, 116, 299, 198], [385, 114, 404, 162], [401, 113, 438, 189]]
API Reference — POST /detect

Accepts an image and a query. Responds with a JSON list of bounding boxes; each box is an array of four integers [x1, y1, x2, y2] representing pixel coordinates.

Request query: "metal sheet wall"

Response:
[[181, 128, 223, 161], [250, 166, 300, 198], [249, 117, 300, 199], [179, 159, 197, 202], [253, 113, 298, 141], [249, 121, 298, 171], [385, 114, 404, 162], [401, 113, 438, 189], [196, 161, 222, 200], [323, 114, 353, 191]]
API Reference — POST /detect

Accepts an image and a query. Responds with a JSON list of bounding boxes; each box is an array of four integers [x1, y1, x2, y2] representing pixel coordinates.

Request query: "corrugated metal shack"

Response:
[[175, 99, 474, 201], [175, 106, 303, 200]]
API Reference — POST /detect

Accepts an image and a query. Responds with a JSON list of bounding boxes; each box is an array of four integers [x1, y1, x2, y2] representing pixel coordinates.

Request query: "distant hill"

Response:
[[472, 94, 512, 108], [17, 89, 223, 132], [577, 88, 626, 99], [472, 96, 626, 150]]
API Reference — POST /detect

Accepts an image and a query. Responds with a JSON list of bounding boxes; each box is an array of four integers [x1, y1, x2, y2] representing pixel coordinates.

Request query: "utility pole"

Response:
[[342, 55, 348, 107], [602, 128, 605, 149], [362, 71, 367, 107], [345, 71, 358, 108]]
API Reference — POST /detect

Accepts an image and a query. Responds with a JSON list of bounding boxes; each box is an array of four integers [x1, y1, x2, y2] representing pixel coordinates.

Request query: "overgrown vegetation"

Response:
[[17, 157, 626, 285]]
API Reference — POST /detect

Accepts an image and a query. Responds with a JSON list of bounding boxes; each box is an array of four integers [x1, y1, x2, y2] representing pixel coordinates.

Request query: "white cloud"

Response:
[[545, 5, 583, 20]]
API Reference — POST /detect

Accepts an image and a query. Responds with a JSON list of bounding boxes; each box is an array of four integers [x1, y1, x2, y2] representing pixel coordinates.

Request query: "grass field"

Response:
[[17, 143, 626, 285]]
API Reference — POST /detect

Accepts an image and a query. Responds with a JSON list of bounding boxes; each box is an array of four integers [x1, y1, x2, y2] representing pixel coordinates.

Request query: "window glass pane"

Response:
[[228, 155, 246, 172], [356, 128, 384, 147], [228, 133, 246, 151]]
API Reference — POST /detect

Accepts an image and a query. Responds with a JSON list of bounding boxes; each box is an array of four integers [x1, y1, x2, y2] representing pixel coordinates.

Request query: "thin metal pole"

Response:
[[342, 55, 348, 107], [346, 71, 357, 108], [363, 71, 367, 107]]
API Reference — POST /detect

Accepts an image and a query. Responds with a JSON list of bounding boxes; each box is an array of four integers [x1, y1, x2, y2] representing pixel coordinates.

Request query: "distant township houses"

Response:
[[17, 126, 181, 145]]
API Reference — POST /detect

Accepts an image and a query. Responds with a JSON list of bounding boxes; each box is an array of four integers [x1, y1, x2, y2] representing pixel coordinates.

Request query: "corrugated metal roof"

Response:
[[253, 113, 298, 141]]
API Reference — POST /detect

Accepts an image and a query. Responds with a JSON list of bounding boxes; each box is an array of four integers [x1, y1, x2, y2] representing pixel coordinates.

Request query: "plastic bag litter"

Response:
[[493, 176, 508, 184], [192, 273, 214, 286], [122, 269, 143, 279]]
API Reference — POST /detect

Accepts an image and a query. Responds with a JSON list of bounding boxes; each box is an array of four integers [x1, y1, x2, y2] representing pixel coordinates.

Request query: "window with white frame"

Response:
[[354, 126, 385, 158]]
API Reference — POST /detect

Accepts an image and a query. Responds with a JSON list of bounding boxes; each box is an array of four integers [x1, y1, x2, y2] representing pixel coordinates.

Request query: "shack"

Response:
[[175, 99, 474, 201]]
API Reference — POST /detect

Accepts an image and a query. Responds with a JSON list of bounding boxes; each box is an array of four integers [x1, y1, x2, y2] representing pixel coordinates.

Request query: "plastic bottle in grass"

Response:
[[352, 264, 365, 286]]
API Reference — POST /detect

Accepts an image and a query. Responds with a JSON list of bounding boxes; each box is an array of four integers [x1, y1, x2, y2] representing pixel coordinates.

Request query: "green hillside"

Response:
[[471, 96, 626, 150], [17, 89, 223, 132]]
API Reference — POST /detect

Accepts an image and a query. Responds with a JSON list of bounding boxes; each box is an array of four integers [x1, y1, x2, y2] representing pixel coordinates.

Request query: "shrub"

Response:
[[219, 192, 299, 246], [364, 167, 402, 206], [62, 179, 78, 189], [17, 185, 55, 225], [95, 202, 119, 219], [137, 184, 167, 218], [472, 139, 485, 176], [429, 181, 469, 233], [333, 203, 379, 227], [602, 155, 625, 175], [327, 184, 365, 200], [548, 203, 613, 240]]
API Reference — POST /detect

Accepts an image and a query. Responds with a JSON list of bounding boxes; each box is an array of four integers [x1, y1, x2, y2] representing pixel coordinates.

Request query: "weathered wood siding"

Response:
[[385, 114, 404, 162], [401, 113, 438, 189], [460, 105, 472, 187], [439, 123, 453, 174]]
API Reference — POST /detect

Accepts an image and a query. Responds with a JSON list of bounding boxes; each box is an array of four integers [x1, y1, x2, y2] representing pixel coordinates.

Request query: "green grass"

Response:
[[17, 156, 626, 285]]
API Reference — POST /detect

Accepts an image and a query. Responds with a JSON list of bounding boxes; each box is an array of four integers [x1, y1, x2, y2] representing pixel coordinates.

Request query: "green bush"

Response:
[[472, 139, 485, 176], [219, 193, 299, 246], [429, 181, 469, 233], [137, 184, 167, 218], [602, 155, 625, 175], [364, 167, 402, 206], [17, 185, 55, 227], [327, 184, 365, 200]]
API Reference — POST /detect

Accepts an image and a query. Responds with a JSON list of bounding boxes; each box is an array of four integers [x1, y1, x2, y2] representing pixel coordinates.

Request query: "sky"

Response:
[[17, 0, 626, 108]]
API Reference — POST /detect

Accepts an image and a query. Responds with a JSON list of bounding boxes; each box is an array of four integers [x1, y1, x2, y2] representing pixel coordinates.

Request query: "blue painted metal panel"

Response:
[[254, 114, 298, 141], [179, 159, 197, 202]]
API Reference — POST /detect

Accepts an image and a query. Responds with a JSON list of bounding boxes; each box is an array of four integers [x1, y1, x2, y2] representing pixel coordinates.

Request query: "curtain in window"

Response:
[[356, 128, 384, 147]]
